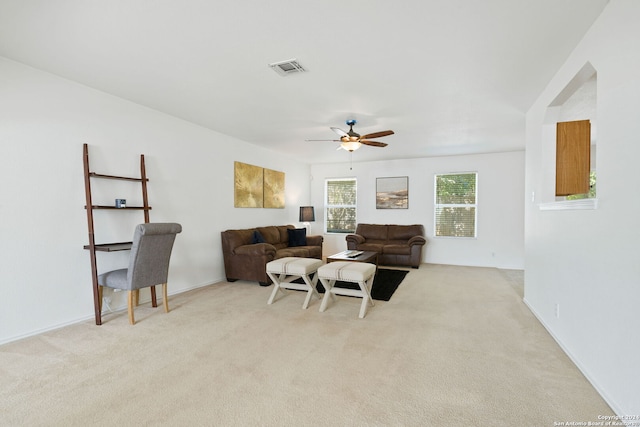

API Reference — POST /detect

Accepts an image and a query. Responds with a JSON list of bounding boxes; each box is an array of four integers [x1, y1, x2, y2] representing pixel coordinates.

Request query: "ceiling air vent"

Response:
[[269, 59, 307, 76]]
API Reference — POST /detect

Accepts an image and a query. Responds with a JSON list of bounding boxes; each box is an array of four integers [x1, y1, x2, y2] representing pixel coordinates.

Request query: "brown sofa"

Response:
[[346, 224, 426, 268], [221, 225, 323, 286]]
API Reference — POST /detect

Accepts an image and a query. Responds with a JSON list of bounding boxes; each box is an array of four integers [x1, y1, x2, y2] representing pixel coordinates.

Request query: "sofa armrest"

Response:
[[234, 243, 277, 257], [408, 235, 427, 246], [306, 234, 323, 247], [346, 234, 365, 245]]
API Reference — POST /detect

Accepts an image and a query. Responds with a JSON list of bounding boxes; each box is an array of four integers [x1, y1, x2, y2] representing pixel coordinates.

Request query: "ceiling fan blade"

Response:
[[361, 130, 394, 139], [360, 140, 388, 147], [330, 127, 349, 138], [305, 139, 342, 142]]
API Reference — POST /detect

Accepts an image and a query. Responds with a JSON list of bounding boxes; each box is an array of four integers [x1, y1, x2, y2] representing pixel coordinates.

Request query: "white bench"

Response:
[[266, 257, 324, 309], [317, 261, 376, 318]]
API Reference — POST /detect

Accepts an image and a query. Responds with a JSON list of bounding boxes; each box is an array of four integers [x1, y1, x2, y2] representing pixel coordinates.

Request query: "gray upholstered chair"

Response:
[[98, 223, 182, 325]]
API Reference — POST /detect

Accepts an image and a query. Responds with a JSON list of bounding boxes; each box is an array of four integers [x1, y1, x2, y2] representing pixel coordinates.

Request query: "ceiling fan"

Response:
[[307, 119, 394, 152]]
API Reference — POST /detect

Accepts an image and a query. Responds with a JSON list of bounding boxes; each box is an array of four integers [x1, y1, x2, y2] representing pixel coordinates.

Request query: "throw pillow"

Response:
[[251, 230, 266, 244], [287, 228, 307, 247]]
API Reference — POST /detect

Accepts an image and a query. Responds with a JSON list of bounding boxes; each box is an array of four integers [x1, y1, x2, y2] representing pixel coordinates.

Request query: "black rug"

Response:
[[310, 268, 409, 301]]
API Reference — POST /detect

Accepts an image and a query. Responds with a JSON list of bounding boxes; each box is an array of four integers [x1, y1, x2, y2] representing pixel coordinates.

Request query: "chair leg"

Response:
[[98, 286, 103, 312], [133, 289, 140, 306], [128, 291, 135, 325], [151, 285, 158, 308], [162, 283, 169, 313]]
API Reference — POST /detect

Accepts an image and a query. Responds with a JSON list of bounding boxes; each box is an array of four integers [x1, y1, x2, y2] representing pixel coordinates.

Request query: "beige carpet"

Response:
[[0, 264, 613, 426]]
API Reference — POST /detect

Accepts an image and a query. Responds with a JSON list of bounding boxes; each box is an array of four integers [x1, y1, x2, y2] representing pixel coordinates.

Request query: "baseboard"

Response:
[[523, 298, 625, 419], [0, 279, 223, 346], [0, 314, 98, 346], [128, 278, 223, 308]]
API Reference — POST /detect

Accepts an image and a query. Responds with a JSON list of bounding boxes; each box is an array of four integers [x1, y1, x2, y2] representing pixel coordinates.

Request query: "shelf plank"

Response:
[[85, 206, 152, 210], [84, 242, 133, 252], [89, 172, 148, 182]]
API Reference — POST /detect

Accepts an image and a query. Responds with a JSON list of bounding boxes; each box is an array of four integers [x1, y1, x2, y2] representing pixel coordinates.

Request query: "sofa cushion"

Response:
[[362, 239, 386, 246], [278, 226, 291, 243], [357, 242, 385, 253], [387, 239, 409, 246], [251, 230, 265, 244], [257, 226, 281, 245], [388, 225, 424, 241], [356, 224, 388, 240], [287, 228, 307, 247], [383, 244, 412, 255], [277, 245, 321, 259]]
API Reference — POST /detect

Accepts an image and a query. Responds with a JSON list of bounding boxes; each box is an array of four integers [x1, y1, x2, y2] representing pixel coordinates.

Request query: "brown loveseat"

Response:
[[346, 224, 426, 268], [221, 225, 323, 286]]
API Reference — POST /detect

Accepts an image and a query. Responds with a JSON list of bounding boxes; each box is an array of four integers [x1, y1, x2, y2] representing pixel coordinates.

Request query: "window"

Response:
[[566, 170, 596, 200], [434, 173, 477, 238], [325, 178, 357, 233]]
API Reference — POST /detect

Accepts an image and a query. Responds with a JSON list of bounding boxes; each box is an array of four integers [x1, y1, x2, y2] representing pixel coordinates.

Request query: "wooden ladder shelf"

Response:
[[82, 143, 153, 325]]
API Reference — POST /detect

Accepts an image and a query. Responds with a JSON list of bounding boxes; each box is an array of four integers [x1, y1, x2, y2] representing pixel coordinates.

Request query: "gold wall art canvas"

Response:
[[263, 168, 285, 209], [234, 161, 264, 208]]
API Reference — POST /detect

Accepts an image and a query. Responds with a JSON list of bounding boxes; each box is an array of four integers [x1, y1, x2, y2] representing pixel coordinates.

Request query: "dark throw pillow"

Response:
[[251, 230, 266, 244], [287, 228, 307, 247]]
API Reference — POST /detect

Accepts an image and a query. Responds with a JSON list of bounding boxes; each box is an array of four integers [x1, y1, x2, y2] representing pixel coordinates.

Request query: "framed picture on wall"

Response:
[[234, 161, 264, 208], [376, 176, 408, 209], [263, 168, 285, 208]]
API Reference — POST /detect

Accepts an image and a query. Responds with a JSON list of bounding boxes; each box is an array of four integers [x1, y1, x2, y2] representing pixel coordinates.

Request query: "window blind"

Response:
[[325, 178, 357, 233], [434, 173, 477, 238]]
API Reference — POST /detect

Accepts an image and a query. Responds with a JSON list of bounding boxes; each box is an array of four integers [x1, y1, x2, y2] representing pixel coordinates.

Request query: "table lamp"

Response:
[[299, 206, 315, 233]]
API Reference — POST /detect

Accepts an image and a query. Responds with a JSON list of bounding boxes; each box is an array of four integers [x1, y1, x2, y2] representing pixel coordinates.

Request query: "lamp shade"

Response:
[[299, 206, 315, 222], [341, 141, 362, 152]]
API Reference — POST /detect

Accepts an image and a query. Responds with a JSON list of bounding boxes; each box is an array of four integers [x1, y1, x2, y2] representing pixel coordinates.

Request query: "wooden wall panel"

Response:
[[556, 120, 591, 196]]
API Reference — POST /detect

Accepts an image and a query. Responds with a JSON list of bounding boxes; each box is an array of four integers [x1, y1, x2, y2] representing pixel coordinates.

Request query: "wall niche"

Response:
[[540, 62, 598, 210]]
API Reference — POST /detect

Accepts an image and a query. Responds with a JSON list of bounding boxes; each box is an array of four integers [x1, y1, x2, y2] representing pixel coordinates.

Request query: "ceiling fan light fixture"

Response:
[[341, 141, 362, 152]]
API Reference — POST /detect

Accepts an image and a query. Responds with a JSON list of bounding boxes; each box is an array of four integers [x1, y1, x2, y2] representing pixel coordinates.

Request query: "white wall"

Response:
[[0, 57, 311, 344], [0, 54, 525, 344], [310, 151, 525, 270], [524, 0, 640, 416]]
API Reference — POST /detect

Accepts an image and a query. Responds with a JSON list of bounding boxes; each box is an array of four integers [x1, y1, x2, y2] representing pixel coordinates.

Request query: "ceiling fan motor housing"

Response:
[[345, 119, 360, 140]]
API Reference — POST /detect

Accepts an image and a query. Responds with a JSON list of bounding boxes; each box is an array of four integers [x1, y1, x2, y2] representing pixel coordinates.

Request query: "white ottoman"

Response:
[[317, 261, 376, 319], [266, 257, 324, 309]]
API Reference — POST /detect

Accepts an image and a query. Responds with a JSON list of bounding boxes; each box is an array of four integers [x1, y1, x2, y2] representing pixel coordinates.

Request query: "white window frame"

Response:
[[434, 172, 478, 238], [324, 177, 357, 234]]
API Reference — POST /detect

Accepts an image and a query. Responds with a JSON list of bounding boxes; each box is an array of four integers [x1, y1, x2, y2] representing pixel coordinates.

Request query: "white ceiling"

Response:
[[0, 0, 608, 164]]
